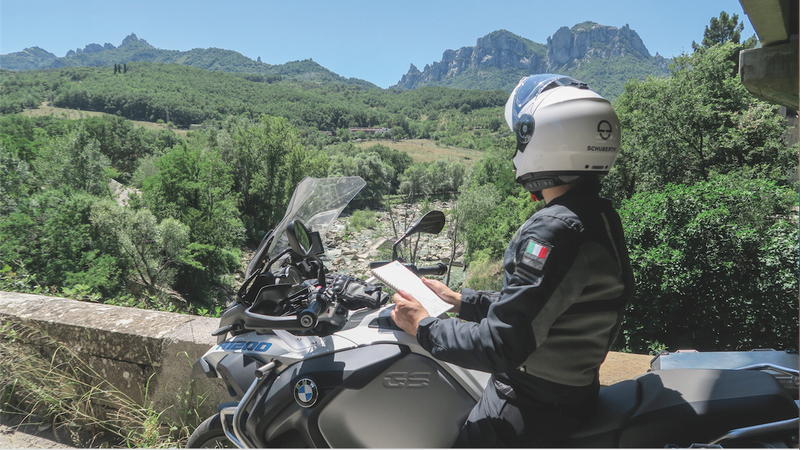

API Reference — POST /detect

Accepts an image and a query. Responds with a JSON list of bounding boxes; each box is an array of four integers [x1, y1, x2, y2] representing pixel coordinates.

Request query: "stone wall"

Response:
[[0, 291, 229, 425]]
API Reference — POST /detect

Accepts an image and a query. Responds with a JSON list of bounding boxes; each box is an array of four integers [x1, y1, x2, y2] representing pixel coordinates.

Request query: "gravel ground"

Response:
[[0, 414, 73, 449]]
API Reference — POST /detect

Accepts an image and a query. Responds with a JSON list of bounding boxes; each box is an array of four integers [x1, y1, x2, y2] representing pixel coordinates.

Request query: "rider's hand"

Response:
[[391, 291, 430, 336], [421, 278, 462, 314]]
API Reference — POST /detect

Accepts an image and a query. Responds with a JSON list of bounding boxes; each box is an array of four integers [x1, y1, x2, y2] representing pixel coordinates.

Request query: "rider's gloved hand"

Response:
[[328, 273, 389, 310]]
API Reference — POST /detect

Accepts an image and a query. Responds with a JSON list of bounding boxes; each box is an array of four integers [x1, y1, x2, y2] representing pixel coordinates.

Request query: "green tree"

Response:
[[604, 41, 794, 205], [692, 11, 744, 51], [328, 152, 394, 207], [212, 115, 308, 242], [0, 191, 121, 296], [34, 127, 111, 196], [142, 143, 243, 303], [91, 200, 194, 296], [0, 145, 34, 215], [399, 164, 431, 199]]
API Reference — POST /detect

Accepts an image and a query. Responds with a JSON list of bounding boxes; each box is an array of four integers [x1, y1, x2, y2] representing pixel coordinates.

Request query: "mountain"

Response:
[[0, 46, 58, 71], [394, 23, 670, 99], [0, 33, 378, 89]]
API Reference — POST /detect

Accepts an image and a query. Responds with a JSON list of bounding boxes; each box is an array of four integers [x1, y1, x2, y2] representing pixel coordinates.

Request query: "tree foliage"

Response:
[[208, 115, 308, 241], [0, 63, 508, 152], [598, 30, 799, 352], [692, 11, 745, 51], [603, 41, 795, 205], [91, 200, 193, 296], [617, 175, 797, 352]]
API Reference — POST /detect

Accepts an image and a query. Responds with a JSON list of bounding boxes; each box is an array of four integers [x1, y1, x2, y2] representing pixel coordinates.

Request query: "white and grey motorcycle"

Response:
[[188, 176, 799, 448]]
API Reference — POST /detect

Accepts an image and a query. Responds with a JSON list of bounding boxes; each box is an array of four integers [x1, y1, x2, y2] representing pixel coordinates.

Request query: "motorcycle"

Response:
[[188, 176, 799, 448]]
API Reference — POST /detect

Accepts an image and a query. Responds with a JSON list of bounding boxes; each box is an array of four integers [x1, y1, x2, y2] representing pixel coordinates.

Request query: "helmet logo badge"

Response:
[[597, 121, 612, 140], [294, 378, 318, 408], [515, 114, 534, 152]]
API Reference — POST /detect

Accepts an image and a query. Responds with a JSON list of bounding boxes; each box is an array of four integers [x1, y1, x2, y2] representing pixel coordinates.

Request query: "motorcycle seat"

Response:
[[620, 369, 798, 447], [561, 379, 640, 447]]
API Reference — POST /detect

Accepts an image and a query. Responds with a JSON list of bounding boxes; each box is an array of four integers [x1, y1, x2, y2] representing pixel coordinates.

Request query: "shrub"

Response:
[[617, 175, 798, 352], [347, 210, 377, 233]]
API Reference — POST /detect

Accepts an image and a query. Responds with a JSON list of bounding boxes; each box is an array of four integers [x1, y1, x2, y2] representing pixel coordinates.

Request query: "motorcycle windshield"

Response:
[[246, 176, 366, 278]]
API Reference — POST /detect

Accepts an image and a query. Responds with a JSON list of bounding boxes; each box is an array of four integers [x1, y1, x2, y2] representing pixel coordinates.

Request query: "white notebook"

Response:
[[370, 261, 453, 318]]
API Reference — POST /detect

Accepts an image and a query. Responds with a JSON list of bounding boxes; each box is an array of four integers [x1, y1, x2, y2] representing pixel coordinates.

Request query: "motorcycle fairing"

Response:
[[245, 344, 408, 447], [337, 306, 492, 401]]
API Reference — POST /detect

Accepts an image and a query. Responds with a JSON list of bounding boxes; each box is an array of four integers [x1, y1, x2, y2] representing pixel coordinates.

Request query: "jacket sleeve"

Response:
[[457, 288, 499, 322], [416, 214, 586, 374]]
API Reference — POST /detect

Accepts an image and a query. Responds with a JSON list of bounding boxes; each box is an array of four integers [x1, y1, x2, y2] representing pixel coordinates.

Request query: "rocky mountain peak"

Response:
[[394, 23, 660, 94], [121, 33, 152, 48], [62, 34, 153, 57], [546, 22, 650, 70], [394, 29, 545, 90]]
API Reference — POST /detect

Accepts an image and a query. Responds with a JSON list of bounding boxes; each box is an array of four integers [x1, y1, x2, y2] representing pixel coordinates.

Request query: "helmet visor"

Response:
[[505, 74, 583, 132]]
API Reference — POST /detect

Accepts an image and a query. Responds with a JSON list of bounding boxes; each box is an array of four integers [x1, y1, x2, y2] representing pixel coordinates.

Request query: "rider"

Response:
[[391, 74, 635, 447]]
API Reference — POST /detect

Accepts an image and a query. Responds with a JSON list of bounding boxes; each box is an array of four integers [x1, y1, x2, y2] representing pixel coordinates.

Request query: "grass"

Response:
[[0, 320, 195, 448], [351, 138, 483, 167]]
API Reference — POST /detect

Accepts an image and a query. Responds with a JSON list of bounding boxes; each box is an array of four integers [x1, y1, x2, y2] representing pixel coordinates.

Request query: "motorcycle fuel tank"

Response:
[[316, 351, 476, 448]]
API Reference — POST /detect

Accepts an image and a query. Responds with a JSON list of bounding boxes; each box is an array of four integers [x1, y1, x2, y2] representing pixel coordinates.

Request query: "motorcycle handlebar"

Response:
[[414, 263, 448, 276], [298, 297, 326, 329], [243, 293, 327, 331], [369, 261, 447, 276], [241, 261, 445, 332]]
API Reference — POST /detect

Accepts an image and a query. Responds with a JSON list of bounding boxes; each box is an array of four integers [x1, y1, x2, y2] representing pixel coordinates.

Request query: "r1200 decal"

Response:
[[216, 341, 271, 352]]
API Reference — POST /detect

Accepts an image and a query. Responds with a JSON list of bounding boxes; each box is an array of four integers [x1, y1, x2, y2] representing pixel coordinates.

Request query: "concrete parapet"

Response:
[[0, 291, 229, 425]]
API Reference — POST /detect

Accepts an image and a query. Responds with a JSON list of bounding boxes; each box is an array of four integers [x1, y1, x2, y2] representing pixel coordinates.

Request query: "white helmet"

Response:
[[504, 74, 621, 194]]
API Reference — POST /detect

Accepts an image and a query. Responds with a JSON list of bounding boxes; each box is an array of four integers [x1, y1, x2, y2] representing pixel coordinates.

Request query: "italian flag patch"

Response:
[[526, 240, 550, 259]]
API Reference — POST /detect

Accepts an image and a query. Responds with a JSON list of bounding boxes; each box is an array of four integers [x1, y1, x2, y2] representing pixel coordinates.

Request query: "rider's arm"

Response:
[[457, 289, 499, 322], [415, 213, 585, 374]]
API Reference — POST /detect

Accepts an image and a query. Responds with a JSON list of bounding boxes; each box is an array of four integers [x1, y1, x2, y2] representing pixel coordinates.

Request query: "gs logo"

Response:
[[383, 372, 430, 388]]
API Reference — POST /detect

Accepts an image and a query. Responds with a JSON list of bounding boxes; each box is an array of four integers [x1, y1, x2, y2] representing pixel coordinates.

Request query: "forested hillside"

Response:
[[1, 62, 509, 149], [0, 13, 796, 354], [1, 33, 377, 88]]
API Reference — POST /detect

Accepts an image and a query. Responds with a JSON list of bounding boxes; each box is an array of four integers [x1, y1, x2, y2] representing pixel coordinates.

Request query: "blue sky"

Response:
[[1, 0, 752, 88]]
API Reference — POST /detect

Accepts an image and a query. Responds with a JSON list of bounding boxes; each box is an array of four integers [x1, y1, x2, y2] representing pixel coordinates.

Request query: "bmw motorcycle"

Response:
[[188, 176, 799, 448]]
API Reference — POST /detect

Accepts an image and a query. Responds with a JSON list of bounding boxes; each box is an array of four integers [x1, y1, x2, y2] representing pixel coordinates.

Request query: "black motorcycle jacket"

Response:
[[416, 183, 634, 405]]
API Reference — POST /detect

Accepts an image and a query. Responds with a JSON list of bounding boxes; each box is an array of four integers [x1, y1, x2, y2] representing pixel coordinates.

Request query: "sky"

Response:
[[1, 0, 753, 89]]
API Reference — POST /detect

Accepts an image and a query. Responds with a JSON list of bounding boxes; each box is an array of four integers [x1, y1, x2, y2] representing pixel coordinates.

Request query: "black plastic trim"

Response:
[[215, 353, 264, 400], [191, 357, 217, 379]]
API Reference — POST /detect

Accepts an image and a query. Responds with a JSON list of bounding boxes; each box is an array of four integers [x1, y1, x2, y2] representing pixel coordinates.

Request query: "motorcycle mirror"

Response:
[[286, 220, 313, 257], [392, 210, 446, 260], [407, 210, 446, 236]]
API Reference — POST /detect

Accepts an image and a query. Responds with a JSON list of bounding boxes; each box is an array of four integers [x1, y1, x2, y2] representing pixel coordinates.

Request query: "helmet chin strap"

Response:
[[530, 192, 542, 202]]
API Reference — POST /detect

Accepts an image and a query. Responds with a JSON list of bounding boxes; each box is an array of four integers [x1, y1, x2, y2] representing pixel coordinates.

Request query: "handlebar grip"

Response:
[[414, 263, 448, 276], [298, 298, 326, 329]]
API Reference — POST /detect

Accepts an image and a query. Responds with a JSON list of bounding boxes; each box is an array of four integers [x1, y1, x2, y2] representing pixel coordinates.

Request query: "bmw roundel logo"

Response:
[[294, 378, 318, 408]]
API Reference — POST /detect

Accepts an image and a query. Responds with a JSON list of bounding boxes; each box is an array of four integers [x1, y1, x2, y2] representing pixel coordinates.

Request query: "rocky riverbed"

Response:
[[320, 200, 464, 282]]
